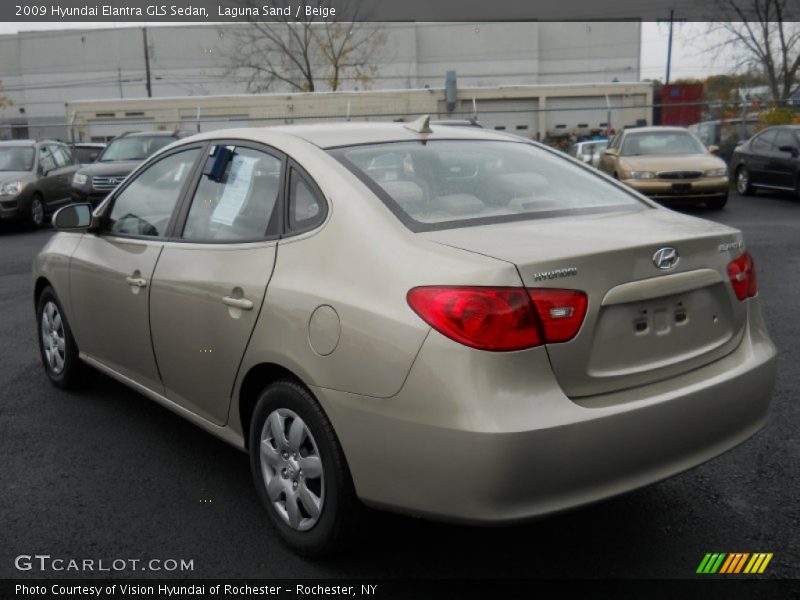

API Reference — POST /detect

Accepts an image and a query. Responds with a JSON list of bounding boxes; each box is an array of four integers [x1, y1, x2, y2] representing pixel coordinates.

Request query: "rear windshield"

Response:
[[330, 140, 642, 231]]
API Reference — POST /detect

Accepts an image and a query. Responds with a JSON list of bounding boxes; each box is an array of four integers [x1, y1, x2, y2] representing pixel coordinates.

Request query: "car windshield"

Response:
[[0, 146, 35, 171], [99, 136, 174, 162], [621, 131, 706, 156], [331, 140, 642, 230]]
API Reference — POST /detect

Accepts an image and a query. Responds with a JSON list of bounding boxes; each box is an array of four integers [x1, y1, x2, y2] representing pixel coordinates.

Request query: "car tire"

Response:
[[36, 286, 84, 389], [30, 194, 45, 228], [706, 195, 728, 210], [736, 166, 754, 196], [249, 379, 357, 557]]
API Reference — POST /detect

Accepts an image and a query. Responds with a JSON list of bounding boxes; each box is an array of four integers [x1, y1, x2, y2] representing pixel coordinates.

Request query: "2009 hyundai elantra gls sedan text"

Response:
[[33, 119, 776, 555]]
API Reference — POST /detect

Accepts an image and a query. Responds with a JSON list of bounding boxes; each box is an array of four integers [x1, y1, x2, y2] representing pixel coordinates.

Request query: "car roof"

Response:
[[0, 139, 54, 147], [622, 126, 691, 135], [266, 122, 519, 148], [121, 131, 189, 138]]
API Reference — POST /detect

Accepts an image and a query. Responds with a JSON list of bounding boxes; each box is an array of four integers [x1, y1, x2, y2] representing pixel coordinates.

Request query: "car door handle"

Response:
[[125, 276, 147, 288], [222, 296, 253, 310]]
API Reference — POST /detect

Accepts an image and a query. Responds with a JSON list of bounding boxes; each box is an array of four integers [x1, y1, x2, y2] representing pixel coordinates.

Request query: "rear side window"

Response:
[[773, 129, 797, 151], [51, 145, 72, 168], [39, 146, 56, 174], [331, 140, 641, 231], [288, 167, 326, 232], [183, 146, 282, 242]]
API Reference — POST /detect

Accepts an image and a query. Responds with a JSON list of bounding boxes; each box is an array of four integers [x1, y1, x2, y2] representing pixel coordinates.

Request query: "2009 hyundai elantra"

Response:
[[33, 119, 776, 555]]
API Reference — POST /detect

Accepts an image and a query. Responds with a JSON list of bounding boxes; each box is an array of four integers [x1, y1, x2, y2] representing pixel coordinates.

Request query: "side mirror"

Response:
[[708, 145, 720, 154], [52, 203, 92, 231], [778, 145, 799, 157], [603, 148, 618, 156]]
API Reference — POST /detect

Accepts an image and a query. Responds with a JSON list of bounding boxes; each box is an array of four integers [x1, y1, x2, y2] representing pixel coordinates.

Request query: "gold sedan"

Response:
[[598, 126, 729, 209]]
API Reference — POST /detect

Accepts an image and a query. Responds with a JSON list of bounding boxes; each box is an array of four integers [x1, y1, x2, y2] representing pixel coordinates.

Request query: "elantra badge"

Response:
[[653, 247, 679, 270]]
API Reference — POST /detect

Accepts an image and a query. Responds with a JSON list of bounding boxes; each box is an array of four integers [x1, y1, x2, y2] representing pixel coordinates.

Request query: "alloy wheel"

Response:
[[260, 408, 325, 531], [737, 169, 749, 195], [31, 197, 44, 226], [41, 300, 65, 374]]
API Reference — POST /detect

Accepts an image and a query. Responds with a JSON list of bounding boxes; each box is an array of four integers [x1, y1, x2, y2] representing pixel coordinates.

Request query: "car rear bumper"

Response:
[[624, 177, 729, 201], [316, 299, 776, 523]]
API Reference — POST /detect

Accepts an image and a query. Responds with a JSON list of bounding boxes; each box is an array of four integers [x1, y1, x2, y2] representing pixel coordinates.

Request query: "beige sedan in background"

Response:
[[599, 126, 730, 209], [34, 120, 775, 556]]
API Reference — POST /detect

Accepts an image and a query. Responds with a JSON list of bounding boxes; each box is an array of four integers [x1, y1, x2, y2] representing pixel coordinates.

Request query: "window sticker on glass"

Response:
[[211, 154, 258, 226]]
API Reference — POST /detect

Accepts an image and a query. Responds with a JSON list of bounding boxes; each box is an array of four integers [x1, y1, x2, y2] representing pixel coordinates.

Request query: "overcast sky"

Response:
[[0, 21, 731, 82]]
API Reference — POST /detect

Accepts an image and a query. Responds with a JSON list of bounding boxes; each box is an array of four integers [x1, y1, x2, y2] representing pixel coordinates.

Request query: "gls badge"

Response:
[[653, 247, 679, 270]]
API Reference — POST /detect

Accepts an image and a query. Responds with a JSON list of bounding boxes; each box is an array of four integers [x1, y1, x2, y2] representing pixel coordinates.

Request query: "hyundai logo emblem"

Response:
[[653, 247, 679, 270]]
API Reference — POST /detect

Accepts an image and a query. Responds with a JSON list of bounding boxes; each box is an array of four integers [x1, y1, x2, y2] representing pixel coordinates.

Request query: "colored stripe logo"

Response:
[[697, 553, 773, 574]]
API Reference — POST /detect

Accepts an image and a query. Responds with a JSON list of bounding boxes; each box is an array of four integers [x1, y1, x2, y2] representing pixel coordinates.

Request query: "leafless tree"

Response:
[[707, 0, 800, 101], [220, 0, 386, 93]]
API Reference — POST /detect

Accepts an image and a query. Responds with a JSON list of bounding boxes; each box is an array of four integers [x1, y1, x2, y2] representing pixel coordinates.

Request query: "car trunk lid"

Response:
[[421, 208, 748, 397]]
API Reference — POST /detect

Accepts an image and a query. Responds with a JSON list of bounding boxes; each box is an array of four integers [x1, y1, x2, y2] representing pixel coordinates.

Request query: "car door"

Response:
[[746, 129, 776, 186], [35, 145, 60, 203], [148, 143, 283, 424], [69, 145, 204, 393], [46, 144, 80, 211], [769, 128, 798, 189]]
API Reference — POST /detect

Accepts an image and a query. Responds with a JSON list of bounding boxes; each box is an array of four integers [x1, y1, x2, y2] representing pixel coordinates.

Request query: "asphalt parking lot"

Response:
[[0, 191, 797, 580]]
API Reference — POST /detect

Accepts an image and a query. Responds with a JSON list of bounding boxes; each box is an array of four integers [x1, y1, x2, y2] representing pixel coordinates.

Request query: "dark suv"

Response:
[[70, 130, 192, 206], [0, 139, 80, 227]]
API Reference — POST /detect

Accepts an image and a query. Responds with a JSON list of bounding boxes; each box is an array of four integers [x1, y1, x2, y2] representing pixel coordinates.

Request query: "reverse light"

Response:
[[528, 289, 589, 343], [406, 286, 587, 351], [727, 252, 757, 301]]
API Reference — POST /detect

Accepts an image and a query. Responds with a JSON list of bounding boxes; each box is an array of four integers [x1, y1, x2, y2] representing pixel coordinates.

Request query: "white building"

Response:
[[0, 22, 642, 139]]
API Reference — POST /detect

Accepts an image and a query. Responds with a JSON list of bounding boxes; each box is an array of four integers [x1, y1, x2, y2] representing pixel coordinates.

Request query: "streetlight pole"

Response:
[[142, 27, 152, 98], [665, 9, 674, 84]]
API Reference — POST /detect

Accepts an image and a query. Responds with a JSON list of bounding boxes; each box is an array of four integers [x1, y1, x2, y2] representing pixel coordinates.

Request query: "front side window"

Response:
[[107, 148, 200, 237], [620, 131, 706, 156], [332, 140, 641, 231], [39, 146, 56, 174], [99, 135, 176, 162], [0, 146, 34, 171], [183, 146, 282, 242]]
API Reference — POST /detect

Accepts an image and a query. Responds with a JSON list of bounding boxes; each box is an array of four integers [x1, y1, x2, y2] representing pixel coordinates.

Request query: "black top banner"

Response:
[[4, 0, 800, 23]]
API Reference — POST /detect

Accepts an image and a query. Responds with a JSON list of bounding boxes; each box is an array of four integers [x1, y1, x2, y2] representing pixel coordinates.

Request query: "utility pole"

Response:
[[665, 9, 674, 84], [142, 27, 152, 98]]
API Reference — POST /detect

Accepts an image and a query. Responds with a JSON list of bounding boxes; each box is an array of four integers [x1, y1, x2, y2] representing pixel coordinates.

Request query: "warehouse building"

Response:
[[64, 82, 653, 142], [0, 22, 642, 139]]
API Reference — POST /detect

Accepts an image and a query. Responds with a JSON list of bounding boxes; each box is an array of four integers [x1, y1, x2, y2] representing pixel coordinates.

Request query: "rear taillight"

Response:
[[727, 251, 757, 301], [406, 286, 587, 351]]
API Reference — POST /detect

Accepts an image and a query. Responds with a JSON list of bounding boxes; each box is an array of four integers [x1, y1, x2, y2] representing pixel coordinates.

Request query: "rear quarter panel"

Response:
[[233, 144, 522, 407]]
